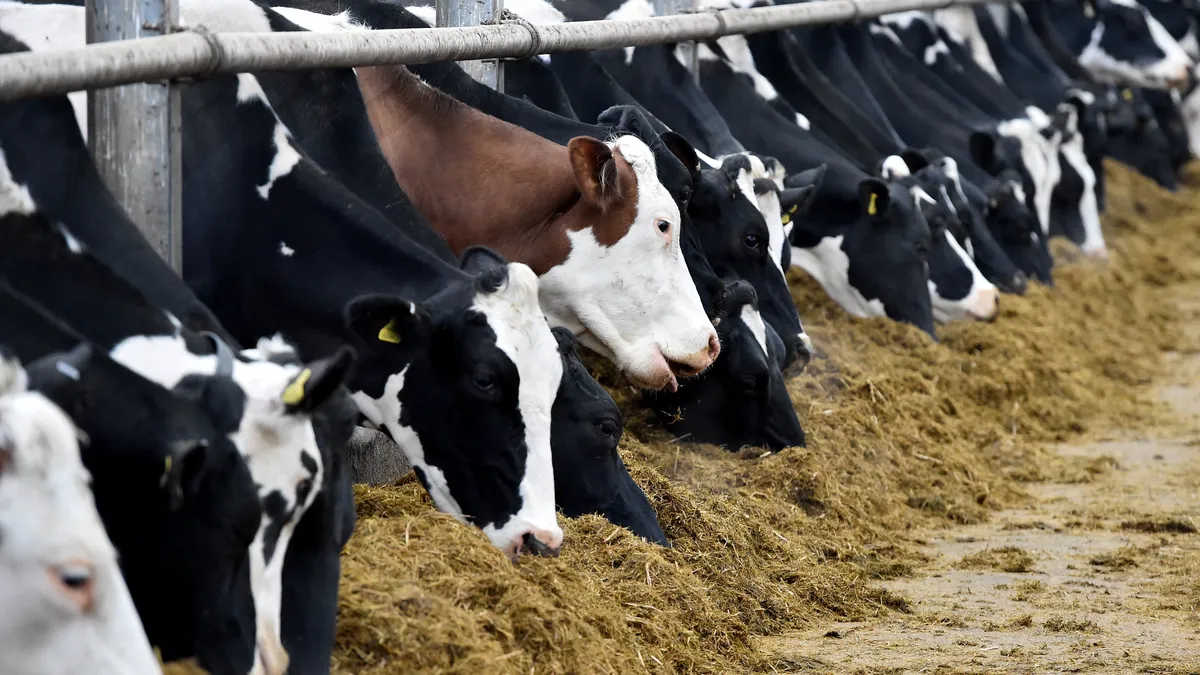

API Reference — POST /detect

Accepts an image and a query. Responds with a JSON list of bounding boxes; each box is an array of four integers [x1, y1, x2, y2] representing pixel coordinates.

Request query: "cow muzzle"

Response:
[[512, 530, 562, 561], [967, 286, 1000, 322], [1167, 65, 1191, 90]]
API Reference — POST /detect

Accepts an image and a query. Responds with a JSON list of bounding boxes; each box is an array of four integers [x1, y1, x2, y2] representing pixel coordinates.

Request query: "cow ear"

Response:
[[161, 438, 209, 511], [900, 148, 931, 173], [344, 295, 431, 354], [282, 345, 356, 414], [660, 131, 700, 176], [568, 136, 623, 209], [779, 185, 818, 224], [459, 246, 507, 276], [968, 131, 999, 173], [858, 179, 891, 218]]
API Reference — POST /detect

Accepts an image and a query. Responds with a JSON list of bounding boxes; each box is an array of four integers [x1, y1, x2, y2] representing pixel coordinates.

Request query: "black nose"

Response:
[[520, 532, 559, 558], [1005, 271, 1029, 296]]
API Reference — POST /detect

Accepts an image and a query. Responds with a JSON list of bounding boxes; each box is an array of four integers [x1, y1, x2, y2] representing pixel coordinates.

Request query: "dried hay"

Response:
[[331, 161, 1200, 674]]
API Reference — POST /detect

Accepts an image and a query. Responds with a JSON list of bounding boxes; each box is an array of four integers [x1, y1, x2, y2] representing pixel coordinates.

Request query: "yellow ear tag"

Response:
[[160, 455, 173, 487], [282, 368, 311, 406], [781, 213, 791, 225], [1122, 89, 1133, 102], [377, 318, 402, 344], [867, 192, 878, 216], [788, 203, 799, 215]]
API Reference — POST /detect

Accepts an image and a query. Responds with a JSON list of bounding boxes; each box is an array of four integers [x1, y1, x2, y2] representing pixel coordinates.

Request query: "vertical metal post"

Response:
[[653, 0, 700, 82], [437, 0, 505, 91], [86, 0, 182, 272]]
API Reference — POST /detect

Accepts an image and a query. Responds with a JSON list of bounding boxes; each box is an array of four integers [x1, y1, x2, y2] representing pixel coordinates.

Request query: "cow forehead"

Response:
[[469, 263, 559, 385], [0, 393, 87, 481], [610, 135, 678, 221]]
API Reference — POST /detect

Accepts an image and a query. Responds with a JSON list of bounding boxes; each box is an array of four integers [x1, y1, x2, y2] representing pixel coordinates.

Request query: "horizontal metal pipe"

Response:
[[0, 0, 997, 103]]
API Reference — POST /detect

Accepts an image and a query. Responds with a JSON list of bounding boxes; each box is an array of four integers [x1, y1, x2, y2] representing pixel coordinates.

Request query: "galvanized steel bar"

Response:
[[652, 0, 700, 81], [0, 0, 998, 103], [85, 0, 183, 272], [437, 0, 505, 90]]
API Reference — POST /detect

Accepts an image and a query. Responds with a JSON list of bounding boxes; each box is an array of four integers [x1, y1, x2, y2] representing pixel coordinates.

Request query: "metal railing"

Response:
[[0, 0, 993, 269]]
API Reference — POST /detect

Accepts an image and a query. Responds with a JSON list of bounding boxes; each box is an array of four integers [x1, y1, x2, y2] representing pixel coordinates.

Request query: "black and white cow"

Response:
[[0, 279, 263, 674], [1044, 0, 1192, 89], [0, 350, 162, 675], [549, 328, 668, 545]]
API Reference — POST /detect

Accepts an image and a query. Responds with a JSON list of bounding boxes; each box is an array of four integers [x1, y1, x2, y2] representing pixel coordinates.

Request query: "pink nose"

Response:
[[706, 332, 721, 362]]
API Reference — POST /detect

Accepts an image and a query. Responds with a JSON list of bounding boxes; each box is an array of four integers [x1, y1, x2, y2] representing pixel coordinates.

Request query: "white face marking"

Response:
[[604, 0, 654, 64], [538, 136, 716, 390], [794, 112, 811, 130], [789, 236, 887, 319], [1181, 86, 1200, 157], [1179, 23, 1199, 60], [997, 118, 1060, 236], [929, 229, 998, 323], [1058, 130, 1107, 258], [107, 330, 316, 674], [0, 375, 160, 675], [732, 153, 788, 272], [472, 263, 563, 554], [0, 147, 37, 216], [740, 304, 769, 357], [911, 186, 938, 206], [278, 241, 294, 257]]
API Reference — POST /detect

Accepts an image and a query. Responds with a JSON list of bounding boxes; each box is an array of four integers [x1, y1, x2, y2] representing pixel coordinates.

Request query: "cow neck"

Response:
[[0, 94, 233, 342], [354, 64, 599, 276], [179, 76, 467, 354]]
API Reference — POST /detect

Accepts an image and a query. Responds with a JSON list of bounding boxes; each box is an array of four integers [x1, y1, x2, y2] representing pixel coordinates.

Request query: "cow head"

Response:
[[790, 168, 938, 338], [881, 157, 999, 324], [1107, 86, 1179, 187], [0, 352, 161, 675], [346, 247, 564, 560], [688, 155, 814, 371], [646, 280, 805, 452], [970, 128, 1048, 234], [541, 134, 719, 392], [1078, 0, 1193, 89], [548, 328, 667, 545], [984, 173, 1054, 285], [903, 151, 1030, 296]]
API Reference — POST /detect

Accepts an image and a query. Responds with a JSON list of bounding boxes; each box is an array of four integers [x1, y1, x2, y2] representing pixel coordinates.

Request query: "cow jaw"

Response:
[[540, 136, 717, 391], [0, 389, 160, 675]]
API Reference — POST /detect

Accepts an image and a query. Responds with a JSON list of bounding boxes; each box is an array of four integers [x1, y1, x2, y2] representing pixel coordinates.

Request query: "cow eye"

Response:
[[656, 220, 671, 234], [743, 233, 761, 249], [916, 243, 929, 257], [597, 419, 620, 439], [58, 564, 92, 590], [296, 477, 313, 498], [472, 370, 496, 391]]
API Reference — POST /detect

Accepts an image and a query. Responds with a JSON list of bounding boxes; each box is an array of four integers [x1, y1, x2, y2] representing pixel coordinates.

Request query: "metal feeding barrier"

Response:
[[0, 0, 997, 269]]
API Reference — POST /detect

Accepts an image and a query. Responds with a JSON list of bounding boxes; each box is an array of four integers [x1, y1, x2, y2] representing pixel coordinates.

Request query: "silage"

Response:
[[326, 161, 1200, 675]]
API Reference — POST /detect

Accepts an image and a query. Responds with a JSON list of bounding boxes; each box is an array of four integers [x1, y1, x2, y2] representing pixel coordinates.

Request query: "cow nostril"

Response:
[[520, 532, 561, 558], [706, 333, 721, 360]]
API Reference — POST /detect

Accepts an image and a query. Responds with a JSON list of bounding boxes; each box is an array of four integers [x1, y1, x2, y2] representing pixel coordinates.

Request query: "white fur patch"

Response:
[[929, 229, 998, 323], [880, 155, 911, 179], [997, 118, 1060, 236], [740, 304, 769, 357], [794, 112, 811, 130], [924, 38, 950, 65], [0, 2, 88, 137], [279, 242, 295, 257], [790, 236, 887, 319], [931, 5, 1004, 82]]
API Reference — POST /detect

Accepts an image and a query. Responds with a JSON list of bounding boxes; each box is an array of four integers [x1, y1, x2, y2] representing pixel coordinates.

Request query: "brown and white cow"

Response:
[[267, 7, 720, 393]]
